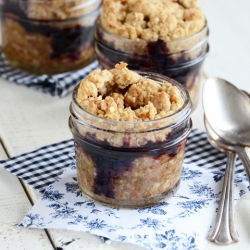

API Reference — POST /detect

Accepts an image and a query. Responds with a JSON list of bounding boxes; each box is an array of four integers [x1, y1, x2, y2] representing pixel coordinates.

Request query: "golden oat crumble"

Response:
[[101, 0, 205, 42], [2, 13, 95, 74], [124, 79, 160, 109], [77, 62, 184, 121], [112, 144, 185, 199], [27, 0, 99, 20]]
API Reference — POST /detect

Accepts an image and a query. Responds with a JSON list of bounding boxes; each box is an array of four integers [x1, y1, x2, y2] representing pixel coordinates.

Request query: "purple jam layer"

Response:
[[2, 0, 28, 19], [73, 132, 185, 199], [2, 1, 95, 60], [96, 39, 207, 91]]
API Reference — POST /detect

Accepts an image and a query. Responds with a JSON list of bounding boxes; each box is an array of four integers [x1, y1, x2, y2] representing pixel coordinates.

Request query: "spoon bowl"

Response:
[[204, 110, 250, 183], [203, 77, 250, 147]]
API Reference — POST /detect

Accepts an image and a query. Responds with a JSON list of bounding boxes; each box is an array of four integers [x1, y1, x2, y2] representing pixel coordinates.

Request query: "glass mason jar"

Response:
[[69, 72, 192, 208], [0, 0, 101, 75], [95, 17, 209, 110]]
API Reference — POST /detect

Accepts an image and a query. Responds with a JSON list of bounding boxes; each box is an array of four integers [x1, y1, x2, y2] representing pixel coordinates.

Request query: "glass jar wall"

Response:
[[69, 72, 192, 208], [0, 0, 102, 75]]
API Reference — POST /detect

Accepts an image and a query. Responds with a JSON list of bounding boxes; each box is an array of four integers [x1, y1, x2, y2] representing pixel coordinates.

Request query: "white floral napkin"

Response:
[[19, 160, 249, 250]]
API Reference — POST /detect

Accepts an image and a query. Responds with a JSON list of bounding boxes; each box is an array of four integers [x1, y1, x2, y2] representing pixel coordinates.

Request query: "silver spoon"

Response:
[[203, 77, 250, 147], [204, 116, 239, 244], [205, 117, 250, 182], [203, 77, 250, 182], [242, 90, 250, 99]]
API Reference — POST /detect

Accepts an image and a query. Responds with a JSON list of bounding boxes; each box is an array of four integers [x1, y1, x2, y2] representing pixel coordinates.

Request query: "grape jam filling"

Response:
[[74, 133, 185, 199], [96, 38, 207, 92], [2, 1, 94, 60]]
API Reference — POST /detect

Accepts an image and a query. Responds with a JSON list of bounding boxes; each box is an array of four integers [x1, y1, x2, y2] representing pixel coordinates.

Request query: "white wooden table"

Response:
[[1, 1, 250, 249]]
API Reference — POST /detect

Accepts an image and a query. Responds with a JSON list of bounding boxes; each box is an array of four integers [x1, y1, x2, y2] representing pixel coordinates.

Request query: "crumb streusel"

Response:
[[77, 62, 184, 121], [101, 0, 205, 42], [27, 0, 91, 20]]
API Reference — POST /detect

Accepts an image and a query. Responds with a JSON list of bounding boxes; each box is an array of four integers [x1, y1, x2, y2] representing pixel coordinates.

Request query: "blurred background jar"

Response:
[[94, 0, 209, 110], [0, 0, 101, 75]]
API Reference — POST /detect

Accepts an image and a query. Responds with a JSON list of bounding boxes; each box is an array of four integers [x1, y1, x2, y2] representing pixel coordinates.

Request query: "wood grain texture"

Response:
[[0, 78, 72, 156], [1, 1, 250, 248], [0, 144, 54, 250]]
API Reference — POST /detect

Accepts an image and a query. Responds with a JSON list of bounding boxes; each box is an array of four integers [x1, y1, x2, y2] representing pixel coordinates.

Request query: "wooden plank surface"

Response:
[[0, 142, 54, 250], [199, 0, 250, 92], [0, 0, 250, 249]]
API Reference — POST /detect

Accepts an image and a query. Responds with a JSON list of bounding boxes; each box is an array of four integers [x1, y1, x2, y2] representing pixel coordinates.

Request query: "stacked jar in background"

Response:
[[94, 0, 209, 110]]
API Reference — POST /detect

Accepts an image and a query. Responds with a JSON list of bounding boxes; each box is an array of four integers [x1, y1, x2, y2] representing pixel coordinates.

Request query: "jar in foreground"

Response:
[[0, 0, 101, 75], [69, 68, 192, 208], [95, 0, 209, 110]]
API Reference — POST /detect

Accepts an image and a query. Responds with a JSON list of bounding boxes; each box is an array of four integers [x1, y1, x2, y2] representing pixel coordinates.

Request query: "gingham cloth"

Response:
[[0, 130, 245, 193], [0, 139, 74, 193], [0, 52, 99, 97]]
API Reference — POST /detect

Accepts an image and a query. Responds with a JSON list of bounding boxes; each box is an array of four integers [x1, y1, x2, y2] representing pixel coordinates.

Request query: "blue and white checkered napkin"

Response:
[[0, 130, 249, 250], [0, 54, 99, 97], [0, 139, 74, 193]]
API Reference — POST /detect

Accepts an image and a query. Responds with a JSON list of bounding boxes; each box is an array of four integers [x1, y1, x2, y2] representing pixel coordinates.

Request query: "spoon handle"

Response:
[[208, 151, 239, 244], [234, 146, 250, 183]]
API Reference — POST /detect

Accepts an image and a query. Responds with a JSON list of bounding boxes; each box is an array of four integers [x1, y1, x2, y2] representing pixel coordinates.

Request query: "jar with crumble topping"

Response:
[[0, 0, 101, 75], [95, 0, 209, 110], [69, 66, 192, 208]]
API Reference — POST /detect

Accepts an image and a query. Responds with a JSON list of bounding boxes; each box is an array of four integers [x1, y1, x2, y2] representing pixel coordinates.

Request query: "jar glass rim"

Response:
[[95, 38, 209, 66], [69, 114, 192, 150], [96, 16, 208, 46], [71, 71, 192, 130], [1, 0, 101, 4], [1, 0, 102, 22]]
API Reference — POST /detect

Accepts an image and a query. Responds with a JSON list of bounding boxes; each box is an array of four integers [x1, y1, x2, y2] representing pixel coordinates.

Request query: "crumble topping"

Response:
[[25, 0, 101, 20], [101, 0, 205, 42], [77, 62, 184, 121]]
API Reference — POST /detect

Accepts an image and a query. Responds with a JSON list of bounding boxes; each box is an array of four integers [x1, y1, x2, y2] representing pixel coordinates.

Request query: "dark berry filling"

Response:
[[95, 36, 207, 91], [2, 1, 95, 61], [147, 39, 170, 54], [73, 130, 186, 199], [2, 0, 28, 18]]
